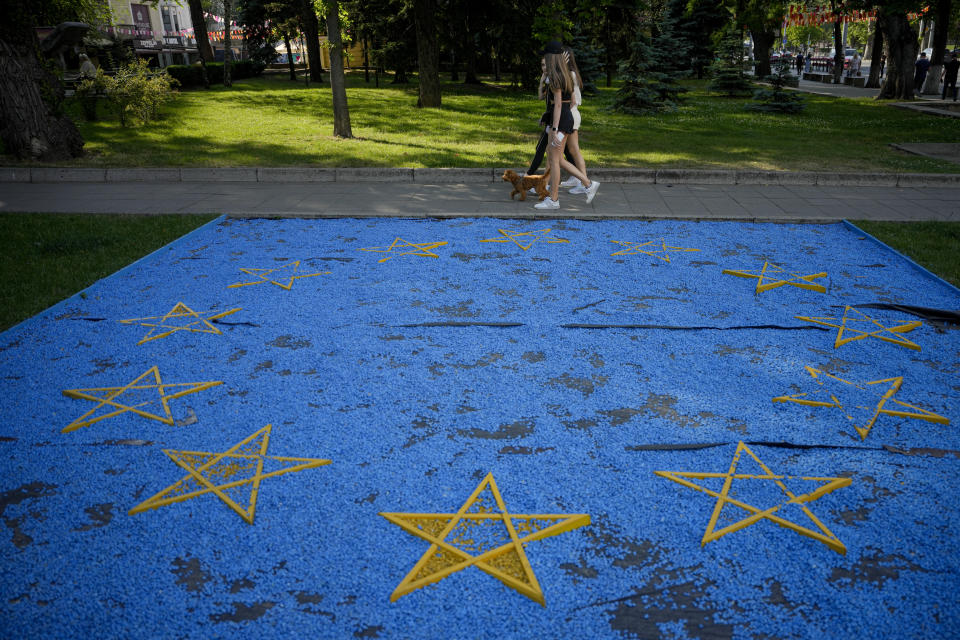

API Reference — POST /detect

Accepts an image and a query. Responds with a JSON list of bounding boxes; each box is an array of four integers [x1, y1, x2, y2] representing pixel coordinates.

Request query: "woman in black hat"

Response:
[[535, 41, 599, 210]]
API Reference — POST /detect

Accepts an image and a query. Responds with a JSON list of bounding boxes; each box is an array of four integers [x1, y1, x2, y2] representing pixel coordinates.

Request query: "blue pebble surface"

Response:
[[1, 216, 958, 638]]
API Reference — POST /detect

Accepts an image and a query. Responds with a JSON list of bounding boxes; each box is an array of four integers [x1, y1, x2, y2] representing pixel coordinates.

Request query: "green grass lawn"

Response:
[[0, 213, 217, 332], [11, 72, 960, 173], [0, 214, 955, 334], [850, 220, 960, 287]]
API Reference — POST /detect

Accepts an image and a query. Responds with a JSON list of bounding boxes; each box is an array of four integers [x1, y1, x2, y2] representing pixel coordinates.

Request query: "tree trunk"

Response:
[[284, 33, 296, 80], [0, 38, 84, 160], [877, 11, 918, 100], [461, 9, 480, 85], [363, 35, 369, 83], [751, 29, 776, 78], [865, 24, 884, 88], [223, 0, 233, 87], [301, 3, 324, 83], [325, 0, 352, 138], [922, 1, 951, 95], [413, 0, 441, 107], [832, 19, 843, 83], [604, 11, 613, 87], [187, 0, 214, 62]]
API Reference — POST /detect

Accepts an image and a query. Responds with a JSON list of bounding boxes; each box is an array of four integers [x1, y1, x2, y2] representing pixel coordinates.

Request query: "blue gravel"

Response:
[[1, 217, 957, 639]]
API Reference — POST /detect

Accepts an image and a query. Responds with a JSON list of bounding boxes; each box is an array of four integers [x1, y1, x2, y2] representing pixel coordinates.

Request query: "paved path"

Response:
[[2, 179, 958, 222]]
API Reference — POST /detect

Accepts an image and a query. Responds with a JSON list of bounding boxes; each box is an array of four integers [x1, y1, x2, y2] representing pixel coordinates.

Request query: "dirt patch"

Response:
[[457, 419, 535, 440]]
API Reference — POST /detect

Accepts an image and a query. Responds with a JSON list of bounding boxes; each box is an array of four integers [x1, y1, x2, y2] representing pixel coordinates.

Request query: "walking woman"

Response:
[[561, 45, 589, 194], [525, 56, 576, 191], [535, 41, 599, 210]]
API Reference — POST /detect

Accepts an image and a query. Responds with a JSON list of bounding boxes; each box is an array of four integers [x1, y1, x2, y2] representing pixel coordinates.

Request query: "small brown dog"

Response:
[[502, 168, 550, 201]]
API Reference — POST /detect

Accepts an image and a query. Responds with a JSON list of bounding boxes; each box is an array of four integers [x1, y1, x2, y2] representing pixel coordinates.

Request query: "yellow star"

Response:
[[380, 472, 590, 606], [227, 260, 330, 289], [62, 366, 222, 433], [610, 239, 700, 262], [119, 302, 242, 345], [480, 228, 569, 251], [359, 237, 449, 263], [129, 424, 330, 524], [722, 261, 827, 294], [655, 441, 850, 554], [773, 366, 949, 440], [796, 305, 922, 351]]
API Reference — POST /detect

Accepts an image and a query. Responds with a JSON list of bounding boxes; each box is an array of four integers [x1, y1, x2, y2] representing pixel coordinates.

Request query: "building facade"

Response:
[[104, 0, 201, 67]]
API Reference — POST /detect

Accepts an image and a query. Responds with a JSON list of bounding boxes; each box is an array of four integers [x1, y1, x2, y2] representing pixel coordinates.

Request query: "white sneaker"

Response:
[[527, 187, 537, 195], [585, 180, 600, 204], [560, 177, 580, 188], [534, 198, 559, 210], [569, 185, 587, 194]]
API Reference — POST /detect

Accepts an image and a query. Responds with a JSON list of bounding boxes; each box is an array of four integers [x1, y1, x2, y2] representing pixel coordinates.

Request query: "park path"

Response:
[[1, 179, 958, 221]]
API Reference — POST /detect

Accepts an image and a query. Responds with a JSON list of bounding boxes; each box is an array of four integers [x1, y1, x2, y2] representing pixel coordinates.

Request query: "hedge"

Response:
[[165, 60, 265, 89]]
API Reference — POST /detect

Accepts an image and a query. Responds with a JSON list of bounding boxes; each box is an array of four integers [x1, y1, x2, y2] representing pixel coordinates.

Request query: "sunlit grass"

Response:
[[13, 72, 960, 172]]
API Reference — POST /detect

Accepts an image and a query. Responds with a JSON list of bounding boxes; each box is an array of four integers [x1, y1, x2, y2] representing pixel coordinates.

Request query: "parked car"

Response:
[[829, 47, 858, 69]]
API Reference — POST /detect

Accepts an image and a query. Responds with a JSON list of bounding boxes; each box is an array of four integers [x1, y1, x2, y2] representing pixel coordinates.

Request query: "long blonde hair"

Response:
[[563, 47, 583, 89], [544, 52, 573, 94]]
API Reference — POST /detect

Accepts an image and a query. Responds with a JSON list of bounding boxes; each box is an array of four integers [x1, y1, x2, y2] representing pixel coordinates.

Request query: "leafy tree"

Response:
[[709, 20, 753, 95], [600, 0, 646, 87], [847, 0, 928, 99], [784, 24, 832, 52], [737, 0, 789, 79], [412, 0, 440, 105], [0, 0, 101, 159], [324, 0, 353, 136], [186, 0, 215, 63], [920, 0, 952, 95], [237, 0, 288, 67]]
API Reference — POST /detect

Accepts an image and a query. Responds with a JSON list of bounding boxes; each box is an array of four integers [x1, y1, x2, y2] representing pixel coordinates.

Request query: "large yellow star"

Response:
[[655, 441, 850, 554], [359, 237, 449, 263], [795, 305, 922, 351], [62, 366, 222, 433], [227, 260, 330, 289], [380, 472, 590, 606], [773, 366, 949, 440], [480, 228, 569, 251], [722, 261, 827, 294], [610, 239, 700, 263], [119, 302, 242, 345], [129, 424, 330, 524]]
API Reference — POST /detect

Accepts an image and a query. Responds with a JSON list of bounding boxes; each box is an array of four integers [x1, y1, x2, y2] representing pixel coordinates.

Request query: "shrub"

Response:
[[74, 69, 108, 121], [164, 60, 265, 89], [749, 61, 805, 114], [709, 23, 753, 97], [104, 59, 179, 126]]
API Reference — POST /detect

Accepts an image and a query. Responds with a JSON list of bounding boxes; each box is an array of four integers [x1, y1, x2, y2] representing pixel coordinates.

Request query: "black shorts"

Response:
[[556, 105, 575, 134], [541, 106, 575, 134]]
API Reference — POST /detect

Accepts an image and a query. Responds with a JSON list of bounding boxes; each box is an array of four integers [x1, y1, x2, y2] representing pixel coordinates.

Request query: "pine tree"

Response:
[[708, 22, 753, 96], [611, 17, 689, 115], [748, 59, 806, 113], [571, 30, 603, 96]]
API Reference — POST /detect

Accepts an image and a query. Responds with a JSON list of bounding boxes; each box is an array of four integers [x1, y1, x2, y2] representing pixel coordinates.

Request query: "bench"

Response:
[[843, 76, 866, 87], [802, 72, 830, 82]]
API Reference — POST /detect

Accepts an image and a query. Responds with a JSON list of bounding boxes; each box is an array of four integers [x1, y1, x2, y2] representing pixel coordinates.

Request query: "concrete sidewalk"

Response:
[[1, 174, 959, 221]]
